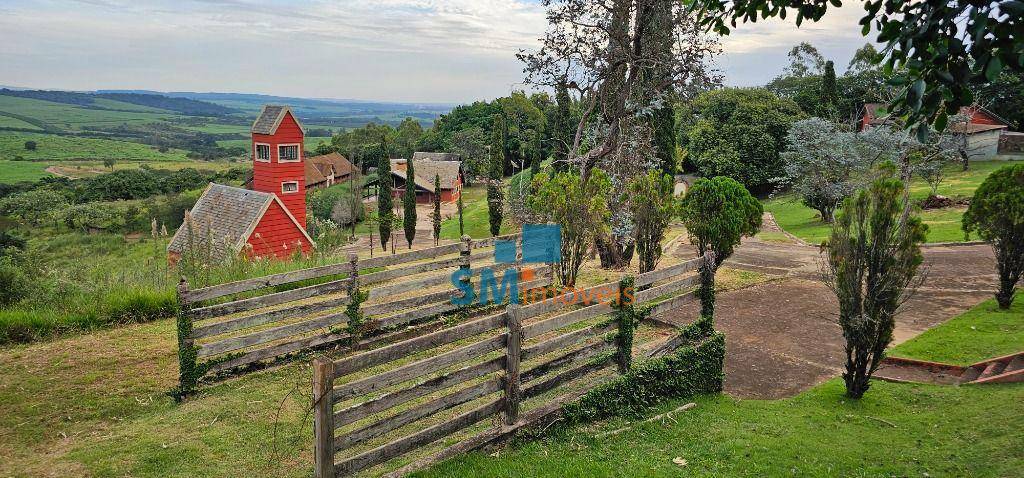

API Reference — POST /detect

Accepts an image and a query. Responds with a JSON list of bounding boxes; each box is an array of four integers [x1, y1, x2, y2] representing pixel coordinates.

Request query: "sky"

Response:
[[0, 0, 875, 104]]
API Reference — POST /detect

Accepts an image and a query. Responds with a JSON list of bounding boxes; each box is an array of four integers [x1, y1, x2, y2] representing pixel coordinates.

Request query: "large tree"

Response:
[[688, 0, 1024, 137], [376, 139, 393, 251], [402, 157, 417, 249], [487, 114, 506, 237], [394, 117, 424, 159]]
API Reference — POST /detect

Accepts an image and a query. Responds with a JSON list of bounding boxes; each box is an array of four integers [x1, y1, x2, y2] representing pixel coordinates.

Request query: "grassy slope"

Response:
[[0, 132, 190, 163], [0, 95, 176, 131], [439, 184, 515, 240], [764, 160, 1021, 244], [0, 114, 43, 130], [0, 160, 52, 182], [889, 299, 1024, 365], [418, 299, 1024, 477]]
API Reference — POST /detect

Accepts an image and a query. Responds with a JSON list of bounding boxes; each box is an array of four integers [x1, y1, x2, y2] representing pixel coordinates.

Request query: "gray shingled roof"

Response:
[[390, 158, 462, 190], [251, 105, 305, 135], [167, 183, 273, 257], [412, 152, 461, 162]]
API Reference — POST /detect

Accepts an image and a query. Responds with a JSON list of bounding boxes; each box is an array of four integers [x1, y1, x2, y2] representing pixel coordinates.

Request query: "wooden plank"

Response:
[[358, 243, 462, 270], [360, 256, 464, 285], [334, 376, 504, 452], [334, 357, 505, 428], [364, 262, 519, 302], [522, 301, 613, 340], [187, 263, 353, 303], [521, 340, 615, 384], [519, 282, 617, 320], [635, 275, 700, 303], [204, 330, 348, 375], [470, 233, 520, 249], [362, 289, 457, 317], [635, 256, 704, 287], [522, 351, 615, 400], [522, 321, 616, 361], [504, 304, 523, 425], [647, 290, 698, 320], [332, 333, 507, 402], [312, 358, 335, 478], [189, 277, 350, 320], [333, 311, 506, 378], [196, 310, 348, 358], [191, 295, 350, 340], [333, 397, 504, 476], [369, 301, 460, 330]]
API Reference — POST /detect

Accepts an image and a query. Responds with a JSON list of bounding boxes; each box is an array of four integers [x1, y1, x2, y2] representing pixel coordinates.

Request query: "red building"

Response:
[[388, 158, 463, 204], [168, 105, 314, 262]]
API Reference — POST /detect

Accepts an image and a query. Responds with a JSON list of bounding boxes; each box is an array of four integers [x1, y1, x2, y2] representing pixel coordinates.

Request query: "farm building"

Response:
[[388, 157, 463, 204], [859, 103, 1013, 160], [305, 152, 355, 190], [411, 151, 461, 163], [168, 105, 314, 263]]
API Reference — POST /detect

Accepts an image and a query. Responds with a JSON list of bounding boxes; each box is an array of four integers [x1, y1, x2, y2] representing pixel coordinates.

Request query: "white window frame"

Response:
[[281, 181, 299, 194], [254, 143, 271, 162], [278, 143, 301, 163]]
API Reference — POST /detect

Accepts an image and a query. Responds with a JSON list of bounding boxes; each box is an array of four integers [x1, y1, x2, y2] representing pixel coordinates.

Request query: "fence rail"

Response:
[[313, 252, 711, 477], [175, 233, 535, 391]]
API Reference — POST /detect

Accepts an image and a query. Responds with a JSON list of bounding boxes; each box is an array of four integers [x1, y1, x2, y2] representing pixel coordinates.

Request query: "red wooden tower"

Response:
[[251, 105, 308, 228]]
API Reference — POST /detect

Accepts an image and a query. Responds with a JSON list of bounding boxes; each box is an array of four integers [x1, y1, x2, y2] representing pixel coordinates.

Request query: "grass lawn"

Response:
[[0, 132, 190, 163], [889, 299, 1024, 365], [764, 160, 1024, 244], [0, 160, 53, 183], [439, 184, 515, 240]]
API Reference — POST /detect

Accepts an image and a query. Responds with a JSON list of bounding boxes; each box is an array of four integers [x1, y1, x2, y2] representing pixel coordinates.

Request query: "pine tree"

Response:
[[403, 158, 417, 248], [487, 114, 506, 237], [432, 174, 442, 245], [819, 60, 838, 119], [376, 138, 393, 251]]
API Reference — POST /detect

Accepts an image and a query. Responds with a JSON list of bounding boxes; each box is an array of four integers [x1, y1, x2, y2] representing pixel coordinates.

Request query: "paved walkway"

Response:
[[659, 225, 997, 399]]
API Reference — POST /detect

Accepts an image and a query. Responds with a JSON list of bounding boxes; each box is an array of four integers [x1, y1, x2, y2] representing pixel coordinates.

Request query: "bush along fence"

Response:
[[311, 252, 718, 477], [173, 233, 544, 396]]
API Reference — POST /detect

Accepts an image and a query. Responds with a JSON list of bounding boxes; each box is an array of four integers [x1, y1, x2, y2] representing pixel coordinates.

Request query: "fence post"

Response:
[[503, 304, 523, 425], [459, 235, 472, 301], [614, 276, 635, 374], [313, 357, 335, 478], [175, 276, 198, 398]]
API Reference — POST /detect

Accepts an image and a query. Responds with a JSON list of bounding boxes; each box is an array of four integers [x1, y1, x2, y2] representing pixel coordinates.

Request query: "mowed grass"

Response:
[[0, 132, 190, 163], [0, 95, 176, 131], [889, 298, 1024, 365], [439, 184, 515, 240], [765, 160, 1023, 244], [0, 160, 53, 183]]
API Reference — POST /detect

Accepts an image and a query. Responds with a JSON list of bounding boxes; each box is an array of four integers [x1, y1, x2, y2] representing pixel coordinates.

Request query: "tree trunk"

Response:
[[996, 278, 1016, 309]]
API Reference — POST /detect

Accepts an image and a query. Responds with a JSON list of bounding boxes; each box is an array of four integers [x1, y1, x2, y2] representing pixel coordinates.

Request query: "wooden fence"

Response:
[[175, 233, 545, 391], [312, 253, 710, 477]]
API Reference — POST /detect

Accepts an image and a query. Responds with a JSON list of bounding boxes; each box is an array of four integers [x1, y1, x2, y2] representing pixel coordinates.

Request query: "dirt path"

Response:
[[659, 225, 997, 399]]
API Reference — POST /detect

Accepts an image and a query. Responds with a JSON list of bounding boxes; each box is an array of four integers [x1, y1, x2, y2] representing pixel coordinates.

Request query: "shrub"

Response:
[[825, 169, 927, 398], [629, 171, 677, 274], [24, 140, 37, 151], [0, 254, 29, 307], [963, 163, 1024, 309], [0, 189, 70, 226], [562, 332, 724, 423], [82, 169, 161, 201], [529, 169, 610, 286], [63, 202, 126, 233]]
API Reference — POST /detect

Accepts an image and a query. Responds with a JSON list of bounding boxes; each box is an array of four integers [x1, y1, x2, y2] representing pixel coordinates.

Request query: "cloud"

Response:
[[0, 0, 878, 101]]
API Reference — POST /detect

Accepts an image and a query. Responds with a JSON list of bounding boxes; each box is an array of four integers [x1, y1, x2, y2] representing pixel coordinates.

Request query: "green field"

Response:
[[179, 123, 251, 134], [0, 132, 190, 163], [440, 184, 516, 239], [0, 114, 44, 131], [0, 160, 53, 182], [764, 160, 1022, 244], [0, 95, 177, 132]]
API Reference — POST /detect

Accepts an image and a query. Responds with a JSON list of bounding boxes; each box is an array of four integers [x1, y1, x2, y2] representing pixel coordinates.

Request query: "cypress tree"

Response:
[[432, 174, 442, 245], [819, 60, 838, 119], [552, 80, 573, 172], [531, 129, 542, 176], [487, 114, 506, 237], [457, 192, 464, 236], [376, 138, 392, 251], [403, 158, 417, 248]]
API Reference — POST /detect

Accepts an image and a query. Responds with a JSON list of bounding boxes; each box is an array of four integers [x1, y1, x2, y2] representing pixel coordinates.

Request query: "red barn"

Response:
[[168, 105, 314, 263]]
